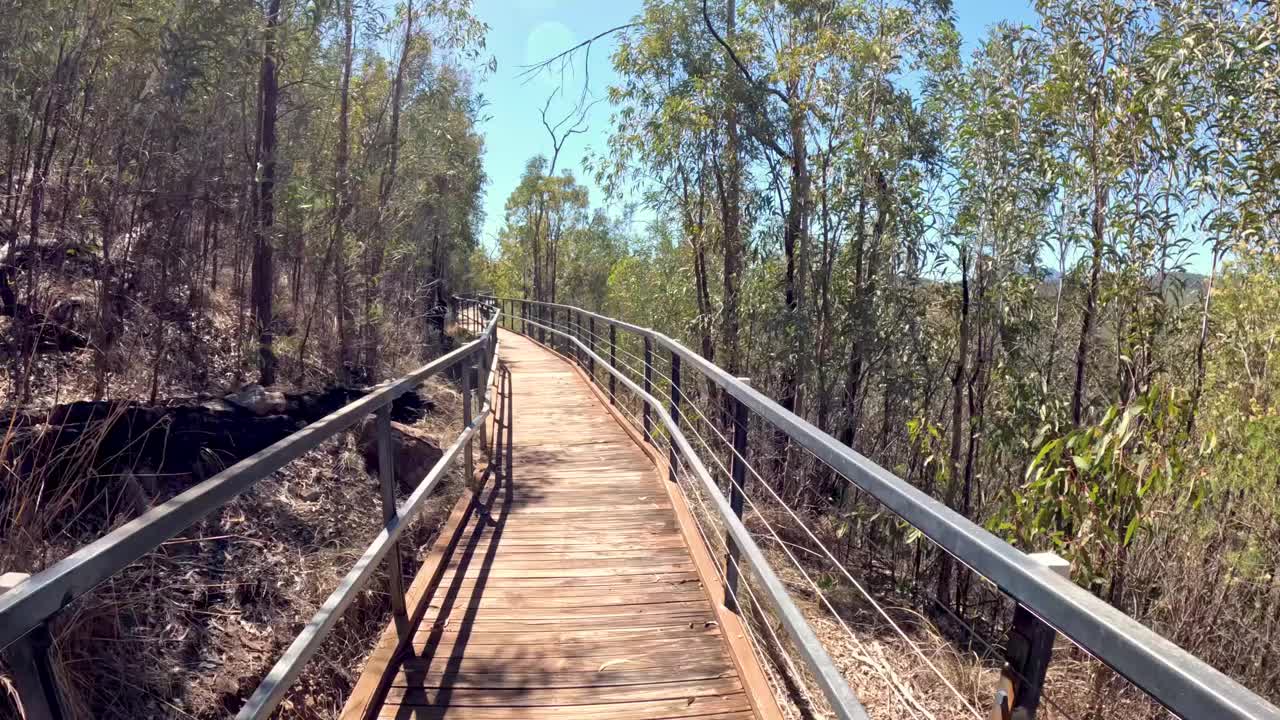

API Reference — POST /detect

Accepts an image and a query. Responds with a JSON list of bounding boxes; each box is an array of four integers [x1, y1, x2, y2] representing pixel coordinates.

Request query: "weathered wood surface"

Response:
[[340, 328, 780, 720]]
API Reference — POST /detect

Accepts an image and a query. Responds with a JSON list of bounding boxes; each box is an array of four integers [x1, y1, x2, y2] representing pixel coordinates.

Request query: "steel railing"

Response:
[[473, 293, 1280, 720], [0, 308, 504, 720]]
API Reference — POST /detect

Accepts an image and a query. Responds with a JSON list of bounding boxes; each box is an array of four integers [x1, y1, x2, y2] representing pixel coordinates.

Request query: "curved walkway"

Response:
[[339, 328, 780, 720]]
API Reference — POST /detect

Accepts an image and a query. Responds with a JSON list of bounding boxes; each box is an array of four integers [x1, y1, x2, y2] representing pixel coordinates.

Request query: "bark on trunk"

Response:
[[937, 248, 970, 605], [1071, 182, 1107, 427], [250, 0, 283, 386], [720, 0, 742, 379]]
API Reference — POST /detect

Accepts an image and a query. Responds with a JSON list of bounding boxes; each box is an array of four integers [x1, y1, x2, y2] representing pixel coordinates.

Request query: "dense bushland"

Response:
[[482, 0, 1280, 714], [1, 0, 489, 401], [1, 0, 490, 716]]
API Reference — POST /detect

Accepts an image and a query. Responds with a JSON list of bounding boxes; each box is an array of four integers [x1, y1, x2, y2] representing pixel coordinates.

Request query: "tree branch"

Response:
[[518, 23, 639, 82]]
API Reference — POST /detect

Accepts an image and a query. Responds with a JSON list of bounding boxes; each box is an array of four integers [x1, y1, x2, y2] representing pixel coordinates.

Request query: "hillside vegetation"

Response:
[[2, 0, 489, 716], [482, 0, 1280, 714]]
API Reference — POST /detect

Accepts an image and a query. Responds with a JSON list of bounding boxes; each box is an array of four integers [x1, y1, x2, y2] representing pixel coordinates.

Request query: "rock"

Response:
[[201, 399, 237, 414], [358, 418, 444, 492], [282, 386, 434, 424], [225, 384, 287, 416]]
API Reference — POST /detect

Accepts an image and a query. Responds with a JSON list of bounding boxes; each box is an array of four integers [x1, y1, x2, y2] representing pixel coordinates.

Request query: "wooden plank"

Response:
[[393, 647, 731, 676], [432, 564, 696, 580], [390, 665, 736, 689], [423, 591, 709, 608], [414, 622, 724, 645], [476, 548, 693, 561], [417, 612, 718, 634], [434, 554, 693, 569], [399, 636, 733, 663], [377, 695, 753, 719], [381, 677, 744, 706], [422, 599, 710, 618], [424, 573, 703, 589]]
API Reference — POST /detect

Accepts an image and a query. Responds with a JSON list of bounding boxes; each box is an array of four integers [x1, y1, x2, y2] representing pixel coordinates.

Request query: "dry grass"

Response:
[[2, 362, 475, 720]]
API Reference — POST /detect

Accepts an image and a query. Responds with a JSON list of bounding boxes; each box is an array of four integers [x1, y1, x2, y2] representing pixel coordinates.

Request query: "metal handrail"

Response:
[[238, 312, 505, 719], [0, 310, 503, 720], [481, 294, 1280, 720], [469, 297, 868, 720]]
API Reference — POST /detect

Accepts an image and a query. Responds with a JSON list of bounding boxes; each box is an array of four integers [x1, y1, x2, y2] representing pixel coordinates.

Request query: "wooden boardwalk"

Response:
[[340, 328, 780, 720]]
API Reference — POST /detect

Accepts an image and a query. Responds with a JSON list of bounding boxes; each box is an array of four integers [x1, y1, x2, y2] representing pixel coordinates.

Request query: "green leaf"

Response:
[[1072, 453, 1093, 473], [1124, 516, 1141, 546]]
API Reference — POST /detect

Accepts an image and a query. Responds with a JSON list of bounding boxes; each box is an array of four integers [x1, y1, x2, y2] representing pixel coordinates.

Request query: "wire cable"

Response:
[[669, 424, 983, 718], [667, 448, 931, 720]]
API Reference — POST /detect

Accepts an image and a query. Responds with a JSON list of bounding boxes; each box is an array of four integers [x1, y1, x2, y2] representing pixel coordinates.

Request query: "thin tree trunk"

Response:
[[840, 193, 868, 448], [937, 248, 970, 605], [720, 0, 741, 379], [1072, 182, 1107, 427], [779, 94, 806, 420], [250, 0, 283, 386], [1186, 247, 1219, 433], [366, 0, 413, 380], [300, 0, 354, 382]]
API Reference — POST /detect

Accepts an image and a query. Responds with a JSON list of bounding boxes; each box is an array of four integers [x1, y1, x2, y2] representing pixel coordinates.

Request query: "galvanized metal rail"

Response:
[[0, 309, 503, 720], [474, 294, 1280, 720]]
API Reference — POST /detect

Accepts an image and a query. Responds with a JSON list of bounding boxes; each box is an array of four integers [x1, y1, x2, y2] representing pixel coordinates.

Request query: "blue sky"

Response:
[[471, 0, 1040, 250]]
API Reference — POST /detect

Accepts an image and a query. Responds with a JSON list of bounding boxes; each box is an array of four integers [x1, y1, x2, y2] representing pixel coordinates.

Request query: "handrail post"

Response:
[[608, 322, 617, 405], [504, 365, 514, 478], [1, 578, 65, 720], [587, 315, 596, 379], [579, 311, 587, 369], [993, 552, 1070, 720], [478, 343, 490, 453], [567, 308, 575, 362], [492, 364, 504, 478], [668, 350, 681, 484], [642, 336, 653, 442], [724, 378, 750, 612], [376, 405, 409, 638], [463, 362, 474, 489], [574, 310, 584, 367]]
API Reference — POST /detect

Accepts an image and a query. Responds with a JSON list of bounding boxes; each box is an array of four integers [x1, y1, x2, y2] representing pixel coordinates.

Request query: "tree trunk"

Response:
[[779, 94, 806, 419], [840, 193, 868, 448], [250, 0, 282, 386], [937, 248, 970, 605], [720, 0, 741, 379], [365, 0, 413, 380], [1186, 248, 1219, 433], [299, 0, 354, 382], [1072, 182, 1107, 426]]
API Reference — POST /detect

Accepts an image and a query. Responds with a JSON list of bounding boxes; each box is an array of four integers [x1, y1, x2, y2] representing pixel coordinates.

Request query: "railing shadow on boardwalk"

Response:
[[388, 460, 519, 713]]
